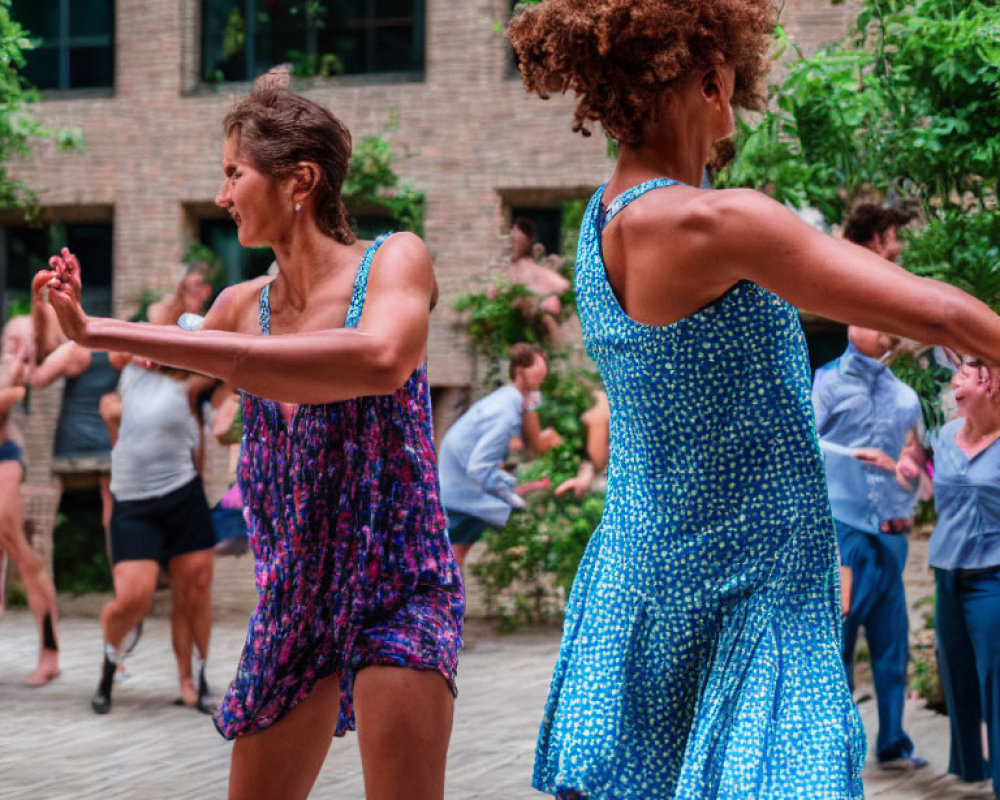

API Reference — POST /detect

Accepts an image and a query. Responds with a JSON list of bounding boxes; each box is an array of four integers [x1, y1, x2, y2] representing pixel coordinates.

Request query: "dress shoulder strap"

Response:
[[258, 282, 272, 335], [599, 178, 684, 231], [345, 233, 393, 329]]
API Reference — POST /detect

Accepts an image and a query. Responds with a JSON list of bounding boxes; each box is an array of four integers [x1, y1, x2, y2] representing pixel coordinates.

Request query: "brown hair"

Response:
[[223, 70, 355, 244], [508, 0, 776, 146], [508, 342, 544, 381], [513, 216, 538, 242], [843, 204, 916, 246]]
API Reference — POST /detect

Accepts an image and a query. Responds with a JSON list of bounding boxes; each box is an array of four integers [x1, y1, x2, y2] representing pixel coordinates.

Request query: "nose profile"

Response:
[[215, 181, 230, 208]]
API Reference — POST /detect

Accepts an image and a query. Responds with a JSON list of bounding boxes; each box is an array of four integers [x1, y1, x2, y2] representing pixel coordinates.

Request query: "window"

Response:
[[1, 223, 113, 319], [510, 206, 564, 258], [202, 0, 425, 84], [198, 219, 274, 286], [12, 0, 115, 91]]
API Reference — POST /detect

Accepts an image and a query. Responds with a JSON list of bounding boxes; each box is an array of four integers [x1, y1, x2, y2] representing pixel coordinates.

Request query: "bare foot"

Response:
[[178, 676, 198, 707], [26, 650, 61, 686]]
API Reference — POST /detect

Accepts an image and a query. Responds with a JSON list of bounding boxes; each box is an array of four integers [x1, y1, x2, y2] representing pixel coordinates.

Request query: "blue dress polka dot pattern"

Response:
[[533, 181, 866, 799]]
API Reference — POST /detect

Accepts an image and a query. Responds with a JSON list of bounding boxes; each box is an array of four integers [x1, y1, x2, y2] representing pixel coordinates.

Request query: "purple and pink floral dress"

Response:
[[214, 234, 464, 739]]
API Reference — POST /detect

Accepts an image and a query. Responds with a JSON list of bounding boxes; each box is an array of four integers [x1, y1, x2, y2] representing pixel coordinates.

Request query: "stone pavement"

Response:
[[0, 610, 994, 800]]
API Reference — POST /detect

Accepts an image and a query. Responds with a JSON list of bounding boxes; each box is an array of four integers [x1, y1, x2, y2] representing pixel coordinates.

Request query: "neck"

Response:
[[268, 224, 346, 310], [614, 124, 710, 189], [961, 404, 1000, 443]]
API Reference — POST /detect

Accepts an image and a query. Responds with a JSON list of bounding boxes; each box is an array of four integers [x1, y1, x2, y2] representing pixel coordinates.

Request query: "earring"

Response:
[[294, 202, 301, 212]]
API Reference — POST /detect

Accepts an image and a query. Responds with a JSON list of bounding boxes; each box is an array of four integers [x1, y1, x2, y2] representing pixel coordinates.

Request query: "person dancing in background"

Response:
[[0, 316, 60, 685], [812, 204, 927, 772], [925, 358, 1000, 798], [438, 343, 555, 568], [508, 1, 1000, 797], [37, 70, 463, 800]]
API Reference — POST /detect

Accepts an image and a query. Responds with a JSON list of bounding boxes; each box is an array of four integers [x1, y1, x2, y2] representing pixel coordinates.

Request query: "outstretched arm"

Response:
[[38, 236, 435, 405], [706, 190, 1000, 364], [30, 340, 92, 388], [31, 272, 67, 362]]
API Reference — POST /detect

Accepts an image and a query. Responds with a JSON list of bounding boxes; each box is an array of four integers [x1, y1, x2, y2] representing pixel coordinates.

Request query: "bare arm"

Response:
[[704, 190, 1000, 362], [40, 236, 436, 405], [31, 272, 68, 361], [30, 340, 92, 388], [0, 386, 26, 416]]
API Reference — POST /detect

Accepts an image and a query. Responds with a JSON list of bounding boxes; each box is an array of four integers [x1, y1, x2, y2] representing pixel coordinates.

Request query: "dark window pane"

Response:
[[11, 0, 60, 40], [10, 0, 114, 90], [202, 0, 245, 82], [62, 224, 113, 317], [69, 47, 114, 89], [375, 0, 414, 18], [202, 0, 422, 81], [21, 47, 59, 90], [322, 30, 364, 73], [511, 207, 564, 257], [199, 219, 274, 285], [351, 214, 395, 240], [373, 26, 414, 71], [3, 223, 112, 318], [69, 0, 114, 38]]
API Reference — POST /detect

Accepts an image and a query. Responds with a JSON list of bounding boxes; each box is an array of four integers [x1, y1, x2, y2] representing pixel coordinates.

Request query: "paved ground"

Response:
[[0, 608, 994, 800]]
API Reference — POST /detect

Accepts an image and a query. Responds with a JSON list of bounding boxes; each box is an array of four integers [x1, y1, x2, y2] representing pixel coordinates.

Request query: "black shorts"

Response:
[[110, 476, 215, 566]]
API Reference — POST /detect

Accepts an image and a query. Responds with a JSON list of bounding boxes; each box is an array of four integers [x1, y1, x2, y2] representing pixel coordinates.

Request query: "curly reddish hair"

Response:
[[507, 0, 776, 146]]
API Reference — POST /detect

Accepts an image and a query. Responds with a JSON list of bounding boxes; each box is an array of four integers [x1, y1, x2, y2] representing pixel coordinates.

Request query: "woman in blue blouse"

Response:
[[929, 358, 1000, 797]]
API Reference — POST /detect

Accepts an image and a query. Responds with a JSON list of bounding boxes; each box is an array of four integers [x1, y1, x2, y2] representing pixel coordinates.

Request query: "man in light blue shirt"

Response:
[[439, 343, 550, 567], [812, 202, 927, 771]]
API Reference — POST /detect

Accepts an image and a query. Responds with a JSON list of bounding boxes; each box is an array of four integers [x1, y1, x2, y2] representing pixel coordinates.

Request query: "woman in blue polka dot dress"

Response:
[[509, 2, 1000, 798]]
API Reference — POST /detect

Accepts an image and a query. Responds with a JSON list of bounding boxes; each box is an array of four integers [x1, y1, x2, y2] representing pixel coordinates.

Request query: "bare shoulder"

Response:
[[202, 275, 273, 333], [373, 231, 431, 267], [368, 232, 433, 288]]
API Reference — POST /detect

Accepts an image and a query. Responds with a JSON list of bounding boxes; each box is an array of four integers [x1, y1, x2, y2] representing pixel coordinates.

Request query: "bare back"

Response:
[[599, 181, 739, 328]]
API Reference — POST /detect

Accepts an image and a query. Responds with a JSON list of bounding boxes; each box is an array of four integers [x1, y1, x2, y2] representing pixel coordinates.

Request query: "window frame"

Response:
[[15, 0, 116, 93], [200, 0, 426, 86]]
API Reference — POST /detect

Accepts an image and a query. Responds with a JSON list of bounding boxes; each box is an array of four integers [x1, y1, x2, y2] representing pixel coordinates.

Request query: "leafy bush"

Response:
[[342, 132, 425, 236]]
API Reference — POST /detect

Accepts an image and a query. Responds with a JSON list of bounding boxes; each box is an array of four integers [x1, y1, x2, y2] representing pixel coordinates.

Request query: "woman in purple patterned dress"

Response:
[[37, 72, 464, 800]]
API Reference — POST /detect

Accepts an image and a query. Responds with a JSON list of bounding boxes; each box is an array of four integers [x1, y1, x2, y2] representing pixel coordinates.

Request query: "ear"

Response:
[[291, 162, 320, 204], [701, 69, 725, 104]]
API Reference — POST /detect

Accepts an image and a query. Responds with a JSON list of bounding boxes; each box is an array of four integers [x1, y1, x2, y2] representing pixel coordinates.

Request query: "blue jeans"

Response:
[[835, 519, 913, 762], [936, 567, 1000, 794]]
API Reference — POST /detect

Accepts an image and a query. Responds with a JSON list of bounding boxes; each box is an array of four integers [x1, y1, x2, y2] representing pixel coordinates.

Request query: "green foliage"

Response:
[[473, 492, 603, 628], [903, 209, 1000, 311], [453, 283, 540, 370], [51, 502, 112, 596], [890, 351, 953, 432], [4, 295, 30, 320], [286, 49, 344, 78], [0, 0, 81, 212], [719, 0, 1000, 233], [342, 132, 425, 236]]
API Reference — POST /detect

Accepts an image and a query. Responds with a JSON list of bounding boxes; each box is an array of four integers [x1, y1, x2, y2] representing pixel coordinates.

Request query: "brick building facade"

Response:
[[2, 0, 857, 582]]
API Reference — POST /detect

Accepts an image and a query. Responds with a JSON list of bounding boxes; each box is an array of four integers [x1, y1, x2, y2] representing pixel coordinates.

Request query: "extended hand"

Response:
[[38, 248, 89, 343], [555, 476, 588, 499], [853, 447, 896, 473]]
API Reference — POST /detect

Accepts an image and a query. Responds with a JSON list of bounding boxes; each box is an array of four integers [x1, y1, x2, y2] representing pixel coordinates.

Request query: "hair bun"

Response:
[[253, 64, 292, 94]]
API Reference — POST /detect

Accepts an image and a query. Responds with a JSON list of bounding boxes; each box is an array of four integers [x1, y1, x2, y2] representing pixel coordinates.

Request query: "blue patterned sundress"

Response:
[[214, 234, 464, 739], [533, 181, 866, 799]]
